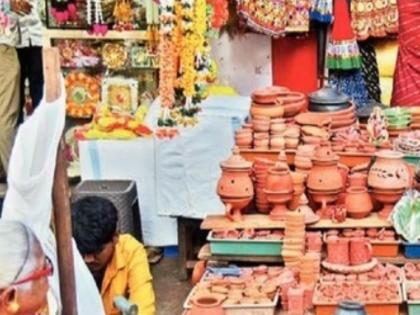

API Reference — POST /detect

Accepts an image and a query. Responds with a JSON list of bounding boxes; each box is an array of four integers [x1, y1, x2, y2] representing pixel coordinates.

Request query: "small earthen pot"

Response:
[[350, 237, 372, 266], [348, 173, 368, 188], [266, 163, 293, 192], [191, 294, 224, 315], [345, 187, 373, 219]]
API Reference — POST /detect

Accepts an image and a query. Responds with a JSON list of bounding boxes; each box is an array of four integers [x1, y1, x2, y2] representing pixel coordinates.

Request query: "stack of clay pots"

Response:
[[252, 116, 270, 149], [270, 118, 287, 150], [294, 145, 316, 175], [250, 86, 289, 119], [282, 212, 306, 269], [299, 254, 317, 286], [276, 91, 307, 118], [290, 172, 306, 210], [287, 286, 305, 315], [252, 158, 275, 213], [368, 150, 411, 219], [234, 125, 253, 149], [301, 125, 330, 146]]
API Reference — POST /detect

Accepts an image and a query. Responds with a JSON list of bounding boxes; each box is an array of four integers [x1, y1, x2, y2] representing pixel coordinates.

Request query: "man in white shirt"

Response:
[[0, 0, 31, 182], [16, 0, 44, 124]]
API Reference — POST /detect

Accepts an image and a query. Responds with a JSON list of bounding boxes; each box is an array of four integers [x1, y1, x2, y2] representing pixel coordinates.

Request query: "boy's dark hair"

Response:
[[71, 196, 118, 255]]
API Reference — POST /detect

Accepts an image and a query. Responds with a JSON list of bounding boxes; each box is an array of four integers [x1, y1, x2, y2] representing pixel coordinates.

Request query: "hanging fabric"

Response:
[[310, 0, 333, 23], [327, 0, 361, 70], [391, 0, 420, 107], [329, 69, 369, 109], [359, 41, 381, 102]]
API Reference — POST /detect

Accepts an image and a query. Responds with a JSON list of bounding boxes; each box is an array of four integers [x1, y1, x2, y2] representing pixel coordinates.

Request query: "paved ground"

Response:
[[152, 257, 192, 315]]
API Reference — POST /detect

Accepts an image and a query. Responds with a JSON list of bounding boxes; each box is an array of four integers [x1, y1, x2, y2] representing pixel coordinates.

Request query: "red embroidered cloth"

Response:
[[391, 0, 420, 106]]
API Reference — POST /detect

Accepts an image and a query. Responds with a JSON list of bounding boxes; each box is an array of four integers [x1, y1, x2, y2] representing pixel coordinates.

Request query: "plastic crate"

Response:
[[371, 240, 400, 257], [403, 282, 420, 315], [72, 180, 141, 240], [404, 242, 420, 258], [207, 232, 283, 256]]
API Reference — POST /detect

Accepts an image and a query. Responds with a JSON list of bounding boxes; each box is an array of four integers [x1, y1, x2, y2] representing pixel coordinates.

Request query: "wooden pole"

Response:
[[43, 48, 78, 315]]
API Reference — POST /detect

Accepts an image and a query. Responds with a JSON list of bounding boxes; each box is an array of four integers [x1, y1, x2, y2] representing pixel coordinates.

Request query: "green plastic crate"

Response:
[[207, 232, 283, 256], [403, 281, 420, 315]]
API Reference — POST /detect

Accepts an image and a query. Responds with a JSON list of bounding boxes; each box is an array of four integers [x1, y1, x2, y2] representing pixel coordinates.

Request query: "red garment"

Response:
[[272, 32, 318, 97], [391, 0, 420, 106]]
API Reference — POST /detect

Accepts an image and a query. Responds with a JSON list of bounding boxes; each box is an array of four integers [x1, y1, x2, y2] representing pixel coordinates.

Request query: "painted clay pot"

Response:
[[307, 145, 343, 192], [335, 301, 367, 315], [325, 236, 350, 265], [217, 147, 254, 221], [368, 150, 411, 190], [348, 173, 368, 188], [345, 187, 373, 219], [191, 294, 224, 315], [266, 163, 293, 192], [350, 237, 372, 265]]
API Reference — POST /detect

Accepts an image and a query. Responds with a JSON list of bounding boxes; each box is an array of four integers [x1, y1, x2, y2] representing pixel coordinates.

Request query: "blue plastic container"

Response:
[[404, 242, 420, 258]]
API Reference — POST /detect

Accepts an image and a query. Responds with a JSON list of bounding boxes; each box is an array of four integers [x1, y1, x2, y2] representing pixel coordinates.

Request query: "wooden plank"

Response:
[[239, 149, 374, 168], [201, 213, 391, 230], [198, 244, 282, 263], [378, 253, 420, 265]]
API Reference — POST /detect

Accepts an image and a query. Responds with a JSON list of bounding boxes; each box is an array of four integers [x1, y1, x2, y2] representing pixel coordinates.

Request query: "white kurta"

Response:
[[1, 79, 105, 315]]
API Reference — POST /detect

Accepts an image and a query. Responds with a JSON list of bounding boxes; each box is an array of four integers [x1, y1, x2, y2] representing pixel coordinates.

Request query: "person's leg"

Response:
[[0, 45, 20, 177], [16, 47, 29, 125], [27, 46, 44, 112]]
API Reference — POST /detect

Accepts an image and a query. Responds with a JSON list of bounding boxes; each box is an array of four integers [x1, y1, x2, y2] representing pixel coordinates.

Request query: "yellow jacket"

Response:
[[101, 234, 156, 315]]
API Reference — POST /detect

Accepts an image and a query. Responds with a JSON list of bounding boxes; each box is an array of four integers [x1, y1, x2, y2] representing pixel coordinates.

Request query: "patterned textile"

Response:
[[391, 0, 420, 106], [0, 0, 19, 46], [359, 41, 381, 103], [17, 0, 43, 47], [329, 69, 369, 110]]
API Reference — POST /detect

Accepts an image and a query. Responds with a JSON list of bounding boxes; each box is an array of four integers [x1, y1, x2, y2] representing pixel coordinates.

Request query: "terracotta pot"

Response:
[[254, 132, 269, 140], [266, 163, 293, 192], [294, 156, 313, 169], [326, 236, 350, 265], [191, 294, 224, 315], [254, 138, 269, 148], [285, 137, 299, 149], [350, 237, 372, 265], [307, 145, 343, 192], [252, 119, 270, 132], [368, 150, 411, 190], [264, 189, 293, 220], [251, 103, 285, 118], [309, 189, 340, 219], [270, 135, 285, 149], [371, 188, 404, 219], [348, 173, 368, 188], [345, 187, 373, 219], [217, 148, 254, 221], [271, 123, 287, 133]]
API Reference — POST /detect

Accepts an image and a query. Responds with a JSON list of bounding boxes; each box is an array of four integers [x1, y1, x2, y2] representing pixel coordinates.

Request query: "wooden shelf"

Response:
[[198, 244, 282, 263], [239, 149, 373, 168], [378, 253, 420, 265], [201, 213, 391, 230], [43, 28, 148, 46]]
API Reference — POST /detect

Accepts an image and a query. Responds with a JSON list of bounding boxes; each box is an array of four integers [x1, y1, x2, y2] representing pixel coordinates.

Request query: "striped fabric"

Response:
[[391, 0, 420, 107]]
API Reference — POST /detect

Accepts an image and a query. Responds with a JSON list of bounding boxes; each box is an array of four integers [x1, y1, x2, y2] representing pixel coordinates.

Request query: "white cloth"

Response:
[[79, 95, 250, 245], [2, 78, 105, 315]]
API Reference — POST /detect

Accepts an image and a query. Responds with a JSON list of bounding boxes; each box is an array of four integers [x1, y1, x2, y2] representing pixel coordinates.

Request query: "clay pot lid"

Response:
[[220, 147, 252, 169], [313, 144, 339, 162], [375, 149, 404, 160], [308, 86, 350, 105]]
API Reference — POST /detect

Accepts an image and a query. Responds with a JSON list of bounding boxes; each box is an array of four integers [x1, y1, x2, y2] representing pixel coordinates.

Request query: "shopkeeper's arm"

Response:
[[128, 246, 156, 315]]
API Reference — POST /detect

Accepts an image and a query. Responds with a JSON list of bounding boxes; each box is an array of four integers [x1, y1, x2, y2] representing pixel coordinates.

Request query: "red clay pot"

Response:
[[348, 173, 368, 188], [325, 236, 350, 265], [350, 237, 372, 265], [266, 163, 293, 192], [345, 187, 373, 219], [191, 294, 224, 315]]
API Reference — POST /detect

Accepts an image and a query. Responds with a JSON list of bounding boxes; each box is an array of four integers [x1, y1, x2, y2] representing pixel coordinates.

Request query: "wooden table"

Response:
[[201, 213, 391, 230]]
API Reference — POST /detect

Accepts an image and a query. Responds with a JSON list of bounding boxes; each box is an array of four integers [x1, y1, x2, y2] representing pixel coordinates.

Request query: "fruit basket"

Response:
[[207, 231, 283, 257], [313, 281, 402, 315]]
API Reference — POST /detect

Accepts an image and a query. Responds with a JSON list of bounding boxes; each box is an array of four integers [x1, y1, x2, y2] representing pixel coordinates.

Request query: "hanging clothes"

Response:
[[310, 0, 333, 23], [359, 41, 381, 102], [391, 0, 420, 107], [327, 0, 361, 70], [329, 69, 370, 110]]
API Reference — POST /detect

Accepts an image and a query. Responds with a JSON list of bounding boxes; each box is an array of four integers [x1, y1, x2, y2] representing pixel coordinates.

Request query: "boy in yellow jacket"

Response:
[[71, 196, 156, 315]]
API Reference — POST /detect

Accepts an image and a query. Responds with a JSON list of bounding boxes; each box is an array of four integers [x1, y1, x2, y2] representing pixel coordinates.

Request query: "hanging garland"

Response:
[[158, 0, 216, 128]]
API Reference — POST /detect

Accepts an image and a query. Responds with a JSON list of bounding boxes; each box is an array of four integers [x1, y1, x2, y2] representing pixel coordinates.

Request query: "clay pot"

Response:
[[191, 294, 224, 315], [307, 145, 343, 192], [350, 237, 372, 265], [251, 103, 285, 118], [345, 187, 373, 219], [325, 236, 350, 265], [253, 119, 270, 132], [370, 188, 404, 219], [349, 173, 368, 188], [270, 135, 285, 149], [285, 137, 299, 149], [368, 150, 411, 190], [217, 147, 254, 221], [266, 163, 293, 192]]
